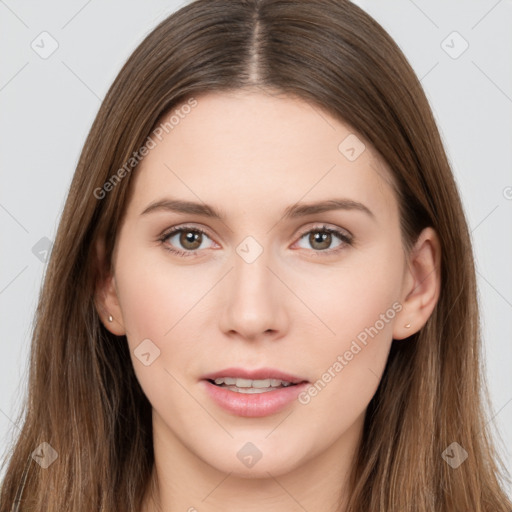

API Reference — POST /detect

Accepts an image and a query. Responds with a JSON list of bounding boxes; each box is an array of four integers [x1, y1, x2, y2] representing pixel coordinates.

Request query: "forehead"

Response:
[[127, 90, 398, 224]]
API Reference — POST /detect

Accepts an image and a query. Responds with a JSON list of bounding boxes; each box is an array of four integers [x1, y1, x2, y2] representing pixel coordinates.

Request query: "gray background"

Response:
[[1, 0, 511, 491]]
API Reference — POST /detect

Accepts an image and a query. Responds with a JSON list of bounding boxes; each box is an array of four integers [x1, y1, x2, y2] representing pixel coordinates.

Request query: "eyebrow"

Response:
[[140, 197, 375, 220]]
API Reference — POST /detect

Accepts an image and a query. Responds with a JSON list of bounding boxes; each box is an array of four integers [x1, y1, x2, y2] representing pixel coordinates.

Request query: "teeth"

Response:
[[214, 377, 236, 386], [228, 387, 272, 394], [213, 377, 294, 388], [236, 378, 253, 388]]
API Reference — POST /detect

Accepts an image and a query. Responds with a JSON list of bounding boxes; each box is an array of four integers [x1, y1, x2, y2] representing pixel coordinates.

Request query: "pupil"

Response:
[[311, 231, 330, 250], [182, 230, 201, 249]]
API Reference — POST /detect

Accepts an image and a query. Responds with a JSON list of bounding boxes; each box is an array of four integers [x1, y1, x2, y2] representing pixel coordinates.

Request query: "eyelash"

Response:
[[157, 224, 353, 258]]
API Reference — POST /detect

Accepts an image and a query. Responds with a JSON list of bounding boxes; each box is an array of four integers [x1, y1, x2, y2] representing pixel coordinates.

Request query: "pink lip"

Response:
[[200, 367, 309, 418]]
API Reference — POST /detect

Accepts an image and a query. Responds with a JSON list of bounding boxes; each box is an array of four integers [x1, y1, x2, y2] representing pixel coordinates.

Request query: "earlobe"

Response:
[[393, 227, 441, 340], [96, 277, 126, 336], [94, 239, 126, 336]]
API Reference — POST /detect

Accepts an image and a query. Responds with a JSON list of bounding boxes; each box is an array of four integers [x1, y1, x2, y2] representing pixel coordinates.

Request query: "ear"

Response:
[[94, 238, 126, 336], [393, 227, 441, 340]]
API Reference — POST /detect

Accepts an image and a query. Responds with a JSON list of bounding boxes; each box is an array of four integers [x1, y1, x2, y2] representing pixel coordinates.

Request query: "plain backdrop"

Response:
[[1, 0, 511, 492]]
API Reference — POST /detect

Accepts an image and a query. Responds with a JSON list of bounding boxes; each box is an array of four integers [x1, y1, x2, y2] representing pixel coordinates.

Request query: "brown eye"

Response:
[[296, 226, 352, 253], [176, 229, 203, 250], [308, 231, 333, 251], [160, 226, 215, 256]]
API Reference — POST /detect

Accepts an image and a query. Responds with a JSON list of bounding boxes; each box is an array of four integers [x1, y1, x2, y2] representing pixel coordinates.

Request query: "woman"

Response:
[[1, 0, 510, 510]]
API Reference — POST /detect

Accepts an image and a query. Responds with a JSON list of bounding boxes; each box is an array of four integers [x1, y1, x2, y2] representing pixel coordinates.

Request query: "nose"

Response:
[[218, 245, 289, 342]]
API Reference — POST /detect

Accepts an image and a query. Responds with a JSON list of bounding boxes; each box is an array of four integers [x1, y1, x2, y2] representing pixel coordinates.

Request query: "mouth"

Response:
[[200, 367, 309, 417], [206, 376, 301, 394]]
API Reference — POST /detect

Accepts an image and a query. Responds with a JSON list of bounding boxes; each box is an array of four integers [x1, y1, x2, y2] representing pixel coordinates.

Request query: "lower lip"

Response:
[[202, 380, 309, 417]]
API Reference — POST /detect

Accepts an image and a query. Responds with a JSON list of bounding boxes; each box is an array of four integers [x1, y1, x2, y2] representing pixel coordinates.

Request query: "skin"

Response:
[[96, 89, 441, 512]]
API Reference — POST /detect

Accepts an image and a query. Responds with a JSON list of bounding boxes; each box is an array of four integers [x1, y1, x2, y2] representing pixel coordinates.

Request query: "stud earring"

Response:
[[108, 315, 113, 323], [404, 323, 411, 328]]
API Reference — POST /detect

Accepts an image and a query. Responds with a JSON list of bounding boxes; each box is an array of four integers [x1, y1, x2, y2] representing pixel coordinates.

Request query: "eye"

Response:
[[158, 223, 353, 258], [294, 225, 353, 254], [158, 225, 216, 257]]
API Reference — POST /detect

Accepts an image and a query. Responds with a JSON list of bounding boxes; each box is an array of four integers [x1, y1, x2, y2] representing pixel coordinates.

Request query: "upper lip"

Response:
[[201, 367, 308, 384]]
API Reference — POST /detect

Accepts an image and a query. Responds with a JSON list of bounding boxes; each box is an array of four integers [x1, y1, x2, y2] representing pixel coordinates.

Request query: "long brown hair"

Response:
[[1, 1, 510, 510]]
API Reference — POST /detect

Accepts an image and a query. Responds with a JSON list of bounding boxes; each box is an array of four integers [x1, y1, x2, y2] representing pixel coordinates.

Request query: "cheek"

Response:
[[113, 254, 200, 430], [113, 240, 215, 395], [293, 239, 403, 351], [292, 243, 404, 431], [115, 239, 208, 342]]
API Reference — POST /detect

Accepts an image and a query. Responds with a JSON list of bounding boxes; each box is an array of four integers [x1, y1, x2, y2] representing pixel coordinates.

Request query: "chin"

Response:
[[200, 437, 308, 478]]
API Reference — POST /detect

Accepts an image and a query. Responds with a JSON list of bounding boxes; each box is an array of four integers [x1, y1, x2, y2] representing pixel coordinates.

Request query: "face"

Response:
[[104, 89, 412, 478]]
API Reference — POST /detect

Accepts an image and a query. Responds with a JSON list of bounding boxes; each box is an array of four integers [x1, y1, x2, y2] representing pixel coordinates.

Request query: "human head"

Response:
[[2, 1, 510, 511]]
